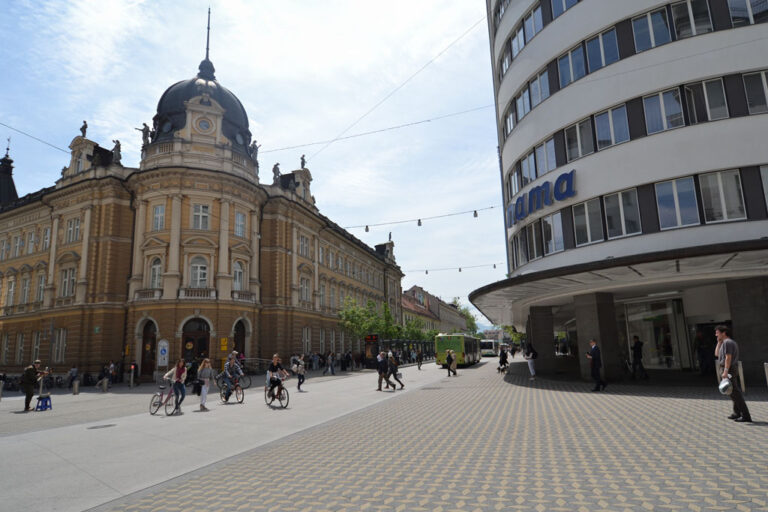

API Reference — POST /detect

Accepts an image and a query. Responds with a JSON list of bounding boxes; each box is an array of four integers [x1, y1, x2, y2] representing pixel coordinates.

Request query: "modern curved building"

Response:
[[471, 0, 768, 382]]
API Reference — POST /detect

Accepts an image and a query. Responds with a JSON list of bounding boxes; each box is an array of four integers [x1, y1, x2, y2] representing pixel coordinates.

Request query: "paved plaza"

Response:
[[2, 360, 768, 511]]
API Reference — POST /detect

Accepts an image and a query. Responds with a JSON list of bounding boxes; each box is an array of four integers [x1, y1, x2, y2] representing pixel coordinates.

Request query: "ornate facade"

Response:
[[0, 54, 402, 377]]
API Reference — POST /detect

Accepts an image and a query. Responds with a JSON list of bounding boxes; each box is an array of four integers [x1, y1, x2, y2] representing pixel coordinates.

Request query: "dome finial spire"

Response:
[[197, 7, 216, 80], [4, 136, 9, 158], [205, 7, 211, 61]]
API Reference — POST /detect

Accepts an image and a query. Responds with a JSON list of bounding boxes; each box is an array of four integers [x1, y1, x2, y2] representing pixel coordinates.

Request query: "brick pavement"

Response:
[[93, 360, 768, 512]]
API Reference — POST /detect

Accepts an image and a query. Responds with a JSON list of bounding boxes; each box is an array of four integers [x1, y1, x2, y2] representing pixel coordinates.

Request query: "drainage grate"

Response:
[[87, 424, 116, 430]]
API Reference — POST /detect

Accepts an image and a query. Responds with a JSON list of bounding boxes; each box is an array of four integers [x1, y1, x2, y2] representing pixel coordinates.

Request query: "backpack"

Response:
[[530, 349, 538, 359]]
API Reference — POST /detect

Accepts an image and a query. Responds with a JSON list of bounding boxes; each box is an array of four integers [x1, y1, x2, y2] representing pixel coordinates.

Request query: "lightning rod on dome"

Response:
[[205, 7, 211, 61]]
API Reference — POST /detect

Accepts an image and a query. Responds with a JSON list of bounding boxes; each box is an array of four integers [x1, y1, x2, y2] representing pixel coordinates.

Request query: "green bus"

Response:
[[435, 334, 481, 367]]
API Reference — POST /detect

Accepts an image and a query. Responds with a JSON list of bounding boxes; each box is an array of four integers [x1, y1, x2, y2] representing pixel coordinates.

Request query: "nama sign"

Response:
[[506, 170, 576, 226]]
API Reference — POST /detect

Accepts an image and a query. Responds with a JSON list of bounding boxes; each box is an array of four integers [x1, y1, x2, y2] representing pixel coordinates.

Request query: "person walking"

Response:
[[323, 352, 336, 375], [416, 350, 423, 370], [586, 339, 606, 391], [631, 335, 648, 380], [449, 350, 458, 376], [388, 354, 405, 389], [197, 358, 214, 411], [445, 350, 454, 377], [524, 344, 537, 381], [376, 352, 395, 391], [715, 325, 752, 423], [67, 364, 78, 388], [20, 360, 46, 412], [498, 348, 509, 373], [164, 359, 187, 414], [295, 353, 306, 391]]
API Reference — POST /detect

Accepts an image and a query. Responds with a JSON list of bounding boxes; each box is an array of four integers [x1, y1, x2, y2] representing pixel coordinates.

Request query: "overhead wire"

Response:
[[345, 205, 499, 230]]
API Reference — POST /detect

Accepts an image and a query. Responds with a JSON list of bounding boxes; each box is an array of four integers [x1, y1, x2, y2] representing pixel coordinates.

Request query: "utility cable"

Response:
[[344, 205, 499, 230], [0, 121, 70, 154]]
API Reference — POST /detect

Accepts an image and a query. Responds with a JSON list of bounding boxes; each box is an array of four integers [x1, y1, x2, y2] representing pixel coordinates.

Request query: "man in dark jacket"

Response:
[[376, 352, 395, 391], [586, 339, 606, 391], [21, 360, 44, 411]]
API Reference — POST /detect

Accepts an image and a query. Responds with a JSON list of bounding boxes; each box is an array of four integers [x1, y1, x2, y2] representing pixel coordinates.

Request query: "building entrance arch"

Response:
[[141, 321, 157, 376], [233, 320, 246, 356], [182, 318, 210, 362]]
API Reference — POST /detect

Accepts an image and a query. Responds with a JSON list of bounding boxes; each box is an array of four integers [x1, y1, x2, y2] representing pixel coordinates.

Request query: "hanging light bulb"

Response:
[[473, 210, 478, 218], [417, 219, 422, 226], [425, 270, 428, 275], [365, 225, 369, 232], [493, 264, 496, 269], [459, 267, 462, 272]]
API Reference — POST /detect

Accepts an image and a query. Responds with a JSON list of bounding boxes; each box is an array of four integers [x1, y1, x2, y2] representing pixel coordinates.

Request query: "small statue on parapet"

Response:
[[300, 154, 306, 169], [80, 120, 88, 137], [135, 123, 151, 146], [272, 163, 280, 183], [111, 140, 122, 165]]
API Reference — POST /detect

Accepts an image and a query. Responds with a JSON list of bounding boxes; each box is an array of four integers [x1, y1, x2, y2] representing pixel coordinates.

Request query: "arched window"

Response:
[[149, 258, 163, 289], [190, 256, 208, 288], [233, 261, 244, 291]]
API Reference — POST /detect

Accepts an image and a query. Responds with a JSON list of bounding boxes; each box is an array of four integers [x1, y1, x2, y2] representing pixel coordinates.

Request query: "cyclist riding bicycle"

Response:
[[222, 353, 243, 401], [266, 353, 289, 402]]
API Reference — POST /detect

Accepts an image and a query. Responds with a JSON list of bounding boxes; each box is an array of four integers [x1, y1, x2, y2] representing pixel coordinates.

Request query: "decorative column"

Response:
[[313, 236, 320, 310], [163, 194, 182, 299], [291, 224, 298, 306], [43, 215, 60, 307], [128, 199, 147, 299], [75, 205, 93, 303], [249, 210, 260, 300], [217, 200, 231, 300]]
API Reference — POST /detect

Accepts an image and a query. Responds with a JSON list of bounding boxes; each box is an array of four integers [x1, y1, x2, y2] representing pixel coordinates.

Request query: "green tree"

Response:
[[451, 298, 478, 335], [338, 297, 378, 341], [403, 318, 426, 341]]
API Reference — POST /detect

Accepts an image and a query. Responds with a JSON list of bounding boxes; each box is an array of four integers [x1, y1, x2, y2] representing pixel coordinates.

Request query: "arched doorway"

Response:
[[182, 319, 210, 362], [141, 321, 157, 376], [233, 320, 246, 356]]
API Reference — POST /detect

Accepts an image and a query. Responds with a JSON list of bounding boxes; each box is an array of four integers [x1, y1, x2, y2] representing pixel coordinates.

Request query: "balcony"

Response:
[[135, 289, 162, 301], [231, 290, 256, 303], [179, 287, 216, 299]]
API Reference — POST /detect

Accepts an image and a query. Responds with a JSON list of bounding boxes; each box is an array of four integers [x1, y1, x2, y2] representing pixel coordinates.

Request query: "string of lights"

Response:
[[345, 205, 500, 231], [405, 262, 504, 274], [0, 121, 70, 154]]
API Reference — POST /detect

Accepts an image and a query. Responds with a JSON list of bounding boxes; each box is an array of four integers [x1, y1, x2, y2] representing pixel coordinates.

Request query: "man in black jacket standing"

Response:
[[586, 339, 606, 392]]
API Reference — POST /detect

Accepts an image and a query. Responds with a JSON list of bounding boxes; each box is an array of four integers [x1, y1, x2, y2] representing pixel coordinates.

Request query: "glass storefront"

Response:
[[624, 299, 692, 369]]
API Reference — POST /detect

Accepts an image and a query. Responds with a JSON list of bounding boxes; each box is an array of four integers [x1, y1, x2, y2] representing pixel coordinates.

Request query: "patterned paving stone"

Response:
[[93, 361, 768, 511]]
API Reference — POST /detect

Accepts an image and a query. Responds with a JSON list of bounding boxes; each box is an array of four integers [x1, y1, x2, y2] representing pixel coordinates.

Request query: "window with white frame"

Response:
[[541, 212, 564, 255], [530, 69, 550, 108], [684, 79, 729, 124], [558, 44, 586, 88], [565, 118, 594, 161], [75, 152, 83, 173], [152, 204, 165, 231], [13, 236, 21, 257], [52, 328, 66, 363], [586, 28, 619, 73], [60, 268, 76, 297], [573, 198, 604, 246], [0, 240, 6, 261], [633, 8, 672, 52], [319, 283, 326, 307], [6, 279, 15, 306], [345, 260, 350, 276], [20, 277, 29, 304], [1, 333, 8, 364], [493, 0, 510, 29], [516, 88, 531, 122], [319, 246, 325, 266], [32, 331, 40, 361], [303, 326, 311, 354], [671, 0, 713, 38], [234, 212, 246, 237], [150, 258, 163, 289], [319, 329, 326, 354], [743, 70, 768, 115], [535, 138, 557, 176], [699, 170, 746, 222], [190, 256, 208, 288], [27, 232, 35, 254], [604, 189, 642, 239], [655, 177, 700, 229], [330, 287, 335, 309], [552, 0, 578, 19], [503, 107, 515, 138], [644, 89, 685, 134], [233, 261, 244, 291], [42, 227, 50, 250], [36, 274, 45, 302], [761, 165, 768, 209], [66, 218, 80, 243], [499, 47, 512, 81], [521, 151, 537, 187], [595, 105, 630, 150], [513, 230, 528, 267], [525, 223, 543, 260], [300, 277, 311, 302], [512, 24, 525, 58], [192, 204, 210, 230], [524, 5, 544, 43], [299, 235, 309, 257], [728, 0, 768, 26], [339, 288, 345, 308], [16, 333, 24, 364]]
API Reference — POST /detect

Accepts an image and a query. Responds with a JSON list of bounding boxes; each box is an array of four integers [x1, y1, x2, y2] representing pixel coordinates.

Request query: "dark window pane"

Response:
[[602, 29, 619, 66], [744, 73, 768, 114], [705, 80, 728, 120], [663, 89, 684, 128], [751, 0, 768, 22], [565, 0, 578, 9], [612, 106, 630, 144], [586, 36, 603, 73], [533, 7, 544, 32], [587, 199, 604, 242], [622, 190, 641, 234], [676, 177, 700, 225], [573, 204, 589, 244], [728, 0, 751, 26], [644, 95, 664, 133], [595, 111, 613, 150], [656, 181, 678, 229], [531, 78, 541, 107], [558, 55, 572, 88], [565, 126, 579, 161], [633, 17, 652, 52], [722, 170, 745, 219], [552, 0, 565, 19], [525, 14, 535, 43], [546, 139, 556, 172], [540, 70, 550, 100], [604, 194, 623, 238], [692, 0, 713, 33], [672, 2, 693, 39], [571, 46, 586, 81], [651, 10, 672, 46]]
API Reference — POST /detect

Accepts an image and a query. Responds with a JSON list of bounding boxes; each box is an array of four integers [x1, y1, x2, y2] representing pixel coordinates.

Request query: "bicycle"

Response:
[[264, 377, 289, 408], [149, 380, 178, 416], [220, 376, 245, 404], [215, 371, 251, 390]]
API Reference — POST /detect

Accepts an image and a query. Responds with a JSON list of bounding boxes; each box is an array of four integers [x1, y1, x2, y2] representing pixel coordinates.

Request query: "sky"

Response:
[[0, 0, 506, 328]]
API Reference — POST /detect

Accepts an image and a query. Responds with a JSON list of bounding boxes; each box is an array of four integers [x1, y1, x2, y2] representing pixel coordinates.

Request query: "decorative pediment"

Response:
[[34, 260, 48, 271], [19, 263, 33, 273], [230, 241, 253, 257], [297, 262, 313, 275], [6, 266, 18, 276], [181, 235, 218, 249], [141, 236, 170, 250], [56, 251, 81, 264]]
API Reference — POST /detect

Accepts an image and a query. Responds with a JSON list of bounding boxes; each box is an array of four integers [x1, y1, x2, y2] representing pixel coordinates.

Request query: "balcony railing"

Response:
[[135, 289, 162, 301], [231, 290, 256, 303], [179, 287, 216, 299]]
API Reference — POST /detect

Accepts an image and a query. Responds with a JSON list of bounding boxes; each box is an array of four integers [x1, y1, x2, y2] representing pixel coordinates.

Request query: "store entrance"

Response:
[[181, 319, 210, 362], [624, 299, 692, 370]]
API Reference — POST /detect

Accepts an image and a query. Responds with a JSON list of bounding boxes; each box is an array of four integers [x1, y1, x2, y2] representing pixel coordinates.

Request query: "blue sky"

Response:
[[0, 0, 506, 327]]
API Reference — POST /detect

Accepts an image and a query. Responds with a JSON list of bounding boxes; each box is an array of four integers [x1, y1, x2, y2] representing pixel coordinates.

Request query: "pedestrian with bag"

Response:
[[449, 350, 458, 376], [294, 353, 306, 392], [197, 358, 214, 411], [388, 354, 405, 389], [376, 352, 395, 391], [524, 344, 537, 381], [715, 325, 752, 423], [163, 358, 187, 414], [20, 360, 47, 412], [445, 350, 454, 377]]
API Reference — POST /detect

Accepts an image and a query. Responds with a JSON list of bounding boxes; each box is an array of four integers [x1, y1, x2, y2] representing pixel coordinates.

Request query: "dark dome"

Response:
[[152, 58, 252, 149]]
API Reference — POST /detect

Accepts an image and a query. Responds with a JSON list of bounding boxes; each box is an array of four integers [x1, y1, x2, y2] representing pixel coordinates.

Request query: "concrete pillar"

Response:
[[163, 194, 182, 299], [313, 236, 320, 310], [128, 200, 147, 298], [249, 210, 260, 299], [217, 200, 231, 299], [291, 224, 298, 306], [44, 215, 60, 307], [726, 277, 768, 384], [528, 306, 556, 372], [574, 292, 621, 381], [75, 205, 92, 304]]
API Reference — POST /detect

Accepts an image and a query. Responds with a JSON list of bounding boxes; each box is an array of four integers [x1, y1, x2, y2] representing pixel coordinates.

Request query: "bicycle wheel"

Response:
[[264, 386, 273, 405], [220, 385, 229, 403], [235, 385, 244, 403], [278, 387, 289, 408], [165, 394, 176, 415], [149, 393, 162, 415], [239, 374, 251, 389]]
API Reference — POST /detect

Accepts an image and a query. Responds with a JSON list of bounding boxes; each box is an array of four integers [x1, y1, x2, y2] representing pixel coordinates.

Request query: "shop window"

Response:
[[655, 177, 700, 229], [699, 170, 746, 222], [633, 8, 672, 52], [644, 89, 685, 134], [684, 79, 729, 123], [573, 198, 604, 246], [671, 0, 713, 38], [604, 189, 642, 239]]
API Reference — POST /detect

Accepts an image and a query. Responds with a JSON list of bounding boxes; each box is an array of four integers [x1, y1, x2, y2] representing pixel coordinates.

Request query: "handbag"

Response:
[[396, 372, 403, 379]]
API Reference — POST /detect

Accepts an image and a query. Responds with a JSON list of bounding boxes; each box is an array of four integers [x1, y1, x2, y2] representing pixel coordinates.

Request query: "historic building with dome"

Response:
[[0, 51, 403, 378]]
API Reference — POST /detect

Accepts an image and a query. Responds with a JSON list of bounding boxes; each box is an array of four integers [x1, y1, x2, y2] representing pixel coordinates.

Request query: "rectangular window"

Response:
[[503, 107, 515, 138], [633, 9, 672, 52], [512, 25, 525, 58], [565, 118, 594, 161], [761, 165, 768, 209], [516, 88, 531, 121], [36, 274, 45, 302], [20, 278, 29, 304], [192, 204, 210, 230], [594, 105, 629, 150], [319, 283, 326, 307], [573, 198, 604, 245], [558, 44, 586, 88], [499, 47, 512, 81], [699, 170, 746, 222], [685, 79, 729, 123], [743, 71, 768, 114], [655, 177, 700, 229], [644, 89, 685, 134], [66, 218, 80, 243], [42, 227, 50, 250], [32, 331, 40, 361], [586, 28, 619, 73], [234, 212, 246, 237], [524, 5, 544, 43], [552, 0, 578, 19], [52, 328, 66, 363], [152, 205, 165, 231], [6, 279, 15, 306], [521, 151, 537, 186], [728, 0, 768, 26], [515, 230, 529, 266], [1, 334, 8, 364], [330, 287, 335, 309], [604, 189, 642, 239], [525, 223, 543, 260], [534, 138, 557, 176], [529, 69, 550, 108], [300, 277, 310, 302], [672, 0, 713, 38], [13, 236, 21, 257], [60, 268, 76, 297], [16, 333, 24, 364], [0, 240, 6, 261], [541, 212, 564, 255], [27, 232, 35, 254]]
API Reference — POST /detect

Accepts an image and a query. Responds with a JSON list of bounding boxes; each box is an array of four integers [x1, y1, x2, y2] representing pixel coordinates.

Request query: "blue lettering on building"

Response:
[[506, 170, 576, 226]]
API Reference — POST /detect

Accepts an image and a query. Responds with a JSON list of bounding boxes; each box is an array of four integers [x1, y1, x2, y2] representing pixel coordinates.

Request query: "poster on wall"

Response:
[[157, 339, 169, 367]]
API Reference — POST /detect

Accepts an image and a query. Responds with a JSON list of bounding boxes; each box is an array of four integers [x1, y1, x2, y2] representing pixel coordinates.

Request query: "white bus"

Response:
[[480, 339, 499, 357]]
